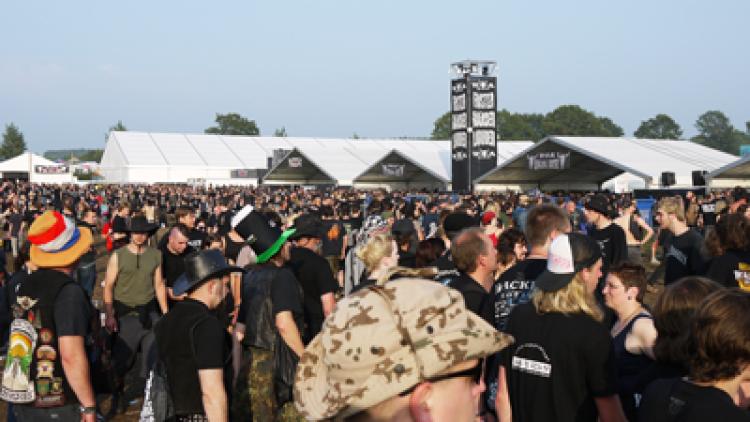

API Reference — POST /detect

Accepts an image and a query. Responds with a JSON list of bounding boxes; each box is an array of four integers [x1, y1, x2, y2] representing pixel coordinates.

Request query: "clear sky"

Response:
[[1, 0, 747, 153]]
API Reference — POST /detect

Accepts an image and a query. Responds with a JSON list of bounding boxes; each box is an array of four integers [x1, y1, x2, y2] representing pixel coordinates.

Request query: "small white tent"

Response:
[[0, 152, 74, 183]]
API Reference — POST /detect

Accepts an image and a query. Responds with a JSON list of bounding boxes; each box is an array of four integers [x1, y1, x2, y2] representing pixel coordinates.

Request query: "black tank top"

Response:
[[613, 312, 654, 420], [223, 234, 245, 263]]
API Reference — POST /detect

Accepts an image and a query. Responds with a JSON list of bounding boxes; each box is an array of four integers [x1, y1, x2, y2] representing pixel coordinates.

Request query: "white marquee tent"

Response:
[[0, 151, 74, 183], [475, 136, 738, 191], [101, 131, 532, 188]]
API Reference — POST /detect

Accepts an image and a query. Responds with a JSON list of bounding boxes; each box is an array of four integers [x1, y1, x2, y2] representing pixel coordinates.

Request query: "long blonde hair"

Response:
[[356, 233, 394, 273], [532, 274, 604, 322]]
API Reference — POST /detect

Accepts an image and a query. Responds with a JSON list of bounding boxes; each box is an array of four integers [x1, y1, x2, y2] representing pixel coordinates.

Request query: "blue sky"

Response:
[[1, 0, 747, 153]]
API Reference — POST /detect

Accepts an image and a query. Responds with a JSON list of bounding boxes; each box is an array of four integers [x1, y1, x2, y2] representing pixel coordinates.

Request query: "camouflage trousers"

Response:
[[232, 346, 305, 422]]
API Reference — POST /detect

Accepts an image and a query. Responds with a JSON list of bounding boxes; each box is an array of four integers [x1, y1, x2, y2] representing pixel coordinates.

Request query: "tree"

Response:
[[541, 105, 622, 138], [634, 114, 683, 139], [205, 113, 260, 136], [496, 110, 546, 141], [273, 127, 287, 137], [431, 112, 451, 140], [105, 120, 127, 141], [691, 110, 739, 154], [79, 149, 104, 162], [0, 123, 27, 160]]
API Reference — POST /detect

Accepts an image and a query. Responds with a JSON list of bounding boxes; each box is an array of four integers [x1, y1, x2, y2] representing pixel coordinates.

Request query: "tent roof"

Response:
[[262, 149, 336, 184], [354, 149, 449, 184], [0, 151, 57, 172], [476, 136, 737, 187], [706, 154, 750, 180]]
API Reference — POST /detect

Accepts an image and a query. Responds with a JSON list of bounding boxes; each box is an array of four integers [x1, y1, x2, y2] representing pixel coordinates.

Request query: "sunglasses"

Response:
[[399, 359, 483, 396]]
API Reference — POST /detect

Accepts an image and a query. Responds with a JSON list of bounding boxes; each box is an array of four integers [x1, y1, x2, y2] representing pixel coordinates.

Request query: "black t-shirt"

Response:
[[270, 268, 304, 321], [700, 201, 717, 226], [321, 220, 346, 257], [8, 212, 23, 236], [287, 247, 339, 342], [493, 258, 547, 330], [706, 249, 750, 289], [664, 229, 707, 285], [639, 378, 750, 422], [187, 229, 208, 250], [501, 302, 618, 422], [160, 243, 195, 288], [433, 251, 460, 285], [193, 310, 227, 370], [54, 283, 92, 337], [588, 223, 627, 276], [447, 273, 493, 324]]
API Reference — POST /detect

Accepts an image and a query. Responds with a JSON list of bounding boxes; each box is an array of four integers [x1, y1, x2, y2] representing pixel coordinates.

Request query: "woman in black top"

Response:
[[602, 263, 657, 421], [639, 289, 750, 421], [704, 213, 750, 290]]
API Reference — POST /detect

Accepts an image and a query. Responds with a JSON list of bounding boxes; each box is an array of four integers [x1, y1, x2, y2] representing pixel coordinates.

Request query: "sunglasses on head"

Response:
[[399, 359, 483, 396]]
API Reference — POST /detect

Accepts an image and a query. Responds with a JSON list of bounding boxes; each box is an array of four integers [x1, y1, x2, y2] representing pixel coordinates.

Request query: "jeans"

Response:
[[75, 261, 97, 298]]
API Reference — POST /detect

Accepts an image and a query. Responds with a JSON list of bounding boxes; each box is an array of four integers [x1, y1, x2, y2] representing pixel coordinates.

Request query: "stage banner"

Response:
[[526, 152, 571, 170]]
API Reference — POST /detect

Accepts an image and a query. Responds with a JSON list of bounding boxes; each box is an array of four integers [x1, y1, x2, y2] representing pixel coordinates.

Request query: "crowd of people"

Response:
[[0, 180, 748, 421]]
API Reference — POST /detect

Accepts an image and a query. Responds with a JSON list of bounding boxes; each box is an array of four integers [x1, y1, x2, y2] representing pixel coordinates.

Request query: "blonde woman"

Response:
[[496, 233, 627, 422], [351, 233, 399, 293]]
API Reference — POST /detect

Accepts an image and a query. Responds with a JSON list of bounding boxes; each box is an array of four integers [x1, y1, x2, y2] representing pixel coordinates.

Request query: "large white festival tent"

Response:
[[475, 136, 738, 192], [0, 151, 74, 183], [100, 131, 739, 191]]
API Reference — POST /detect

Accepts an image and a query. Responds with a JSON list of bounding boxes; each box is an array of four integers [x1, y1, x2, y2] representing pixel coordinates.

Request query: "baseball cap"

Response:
[[535, 233, 602, 292], [443, 212, 477, 233], [584, 194, 614, 217], [294, 278, 514, 420]]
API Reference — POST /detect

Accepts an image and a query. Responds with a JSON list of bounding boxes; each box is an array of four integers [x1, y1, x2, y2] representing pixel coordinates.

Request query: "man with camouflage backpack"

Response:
[[0, 210, 97, 421]]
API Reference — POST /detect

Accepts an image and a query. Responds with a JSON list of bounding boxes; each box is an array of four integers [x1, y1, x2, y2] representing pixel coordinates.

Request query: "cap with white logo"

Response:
[[535, 233, 602, 292]]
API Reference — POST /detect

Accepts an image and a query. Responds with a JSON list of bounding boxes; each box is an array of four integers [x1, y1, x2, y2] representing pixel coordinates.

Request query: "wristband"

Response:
[[79, 405, 97, 415]]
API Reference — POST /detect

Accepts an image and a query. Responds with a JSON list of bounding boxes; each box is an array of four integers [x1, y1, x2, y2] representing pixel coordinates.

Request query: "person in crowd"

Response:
[[481, 210, 502, 247], [512, 194, 531, 232], [109, 202, 131, 250], [320, 205, 348, 281], [448, 227, 497, 325], [6, 204, 23, 261], [639, 289, 750, 421], [160, 224, 194, 302], [293, 278, 514, 421], [352, 233, 400, 293], [103, 215, 167, 413], [433, 212, 478, 285], [344, 214, 390, 295], [496, 233, 627, 422], [493, 204, 570, 330], [155, 249, 244, 421], [231, 208, 305, 420], [699, 192, 718, 235], [584, 194, 627, 296], [391, 219, 418, 268], [657, 196, 707, 284], [614, 199, 654, 265], [159, 205, 207, 250], [207, 233, 224, 251], [75, 206, 99, 297], [565, 199, 586, 234], [414, 237, 445, 268], [287, 213, 338, 343], [704, 212, 750, 290], [495, 228, 526, 278], [646, 276, 722, 383], [5, 211, 97, 421], [602, 263, 657, 421]]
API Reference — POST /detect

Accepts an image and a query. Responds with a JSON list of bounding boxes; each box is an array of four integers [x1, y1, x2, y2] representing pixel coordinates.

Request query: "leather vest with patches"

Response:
[[15, 269, 76, 407]]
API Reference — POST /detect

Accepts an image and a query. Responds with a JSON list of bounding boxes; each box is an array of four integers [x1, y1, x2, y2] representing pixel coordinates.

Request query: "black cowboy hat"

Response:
[[172, 249, 245, 296], [289, 213, 325, 240], [231, 206, 296, 264], [126, 215, 159, 235]]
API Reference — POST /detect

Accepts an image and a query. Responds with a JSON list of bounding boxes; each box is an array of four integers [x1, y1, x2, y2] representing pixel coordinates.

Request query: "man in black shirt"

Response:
[[159, 206, 207, 250], [494, 204, 570, 330], [584, 194, 627, 293], [448, 227, 497, 324], [320, 205, 347, 277], [433, 212, 478, 285], [160, 224, 195, 302], [287, 214, 338, 344], [657, 196, 707, 284], [155, 249, 244, 420]]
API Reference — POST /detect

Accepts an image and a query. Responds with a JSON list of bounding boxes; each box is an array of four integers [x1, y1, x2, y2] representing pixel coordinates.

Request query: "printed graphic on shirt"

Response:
[[512, 343, 552, 378], [734, 262, 750, 292], [494, 279, 534, 330], [666, 245, 687, 266]]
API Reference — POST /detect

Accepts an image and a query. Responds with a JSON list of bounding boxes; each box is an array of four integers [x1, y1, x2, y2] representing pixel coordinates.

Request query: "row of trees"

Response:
[[431, 106, 750, 155]]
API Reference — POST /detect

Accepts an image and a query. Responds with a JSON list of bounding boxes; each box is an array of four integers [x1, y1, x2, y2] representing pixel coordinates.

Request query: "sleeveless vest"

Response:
[[241, 266, 277, 350], [14, 269, 79, 407]]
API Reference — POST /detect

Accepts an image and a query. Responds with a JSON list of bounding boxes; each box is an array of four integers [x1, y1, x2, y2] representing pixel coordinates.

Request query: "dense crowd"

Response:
[[0, 181, 748, 421]]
